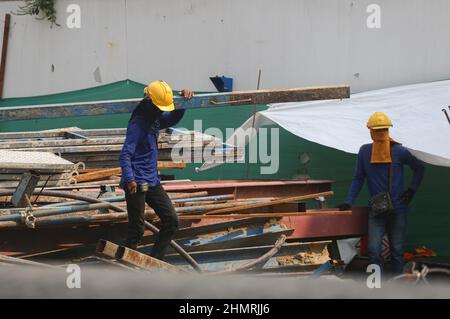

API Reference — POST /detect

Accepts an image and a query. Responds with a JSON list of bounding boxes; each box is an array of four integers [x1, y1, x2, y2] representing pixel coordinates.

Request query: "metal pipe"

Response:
[[0, 188, 202, 273], [0, 203, 113, 222], [173, 194, 234, 203], [42, 193, 234, 208], [43, 196, 125, 208], [175, 200, 265, 215], [37, 212, 127, 226], [0, 189, 124, 212], [0, 85, 350, 121], [0, 199, 266, 226]]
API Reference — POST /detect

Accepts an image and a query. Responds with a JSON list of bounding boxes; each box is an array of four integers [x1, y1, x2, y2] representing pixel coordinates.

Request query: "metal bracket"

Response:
[[20, 208, 35, 229], [11, 172, 40, 207], [19, 194, 36, 228]]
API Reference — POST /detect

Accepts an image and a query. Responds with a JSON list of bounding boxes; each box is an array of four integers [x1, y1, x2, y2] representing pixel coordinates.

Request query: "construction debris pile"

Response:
[[0, 163, 365, 274], [0, 85, 367, 275]]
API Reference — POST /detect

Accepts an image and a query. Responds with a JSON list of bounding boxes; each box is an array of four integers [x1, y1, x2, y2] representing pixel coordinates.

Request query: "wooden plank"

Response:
[[74, 162, 186, 183], [119, 246, 187, 273], [96, 239, 186, 273], [0, 85, 350, 121], [206, 191, 333, 215], [157, 161, 186, 169], [75, 168, 121, 183], [168, 191, 209, 200]]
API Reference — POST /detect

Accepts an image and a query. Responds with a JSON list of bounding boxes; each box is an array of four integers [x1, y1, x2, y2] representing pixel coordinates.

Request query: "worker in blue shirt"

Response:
[[338, 112, 424, 275], [119, 80, 193, 260]]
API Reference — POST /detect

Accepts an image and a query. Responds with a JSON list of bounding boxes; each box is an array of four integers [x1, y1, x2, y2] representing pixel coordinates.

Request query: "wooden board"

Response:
[[96, 239, 185, 273]]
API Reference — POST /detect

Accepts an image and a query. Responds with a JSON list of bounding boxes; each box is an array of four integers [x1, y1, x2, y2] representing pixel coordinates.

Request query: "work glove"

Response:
[[337, 203, 351, 211], [400, 188, 415, 206]]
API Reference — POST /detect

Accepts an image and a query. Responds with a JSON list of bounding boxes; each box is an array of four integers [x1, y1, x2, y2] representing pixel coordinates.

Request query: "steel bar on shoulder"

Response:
[[0, 85, 350, 121]]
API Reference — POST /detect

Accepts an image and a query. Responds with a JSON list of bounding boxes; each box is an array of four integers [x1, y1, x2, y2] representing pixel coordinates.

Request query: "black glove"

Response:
[[337, 203, 351, 211], [400, 188, 415, 205]]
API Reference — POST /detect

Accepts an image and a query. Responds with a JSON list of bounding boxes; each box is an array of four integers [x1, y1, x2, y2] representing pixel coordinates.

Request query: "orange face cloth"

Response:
[[370, 129, 392, 163]]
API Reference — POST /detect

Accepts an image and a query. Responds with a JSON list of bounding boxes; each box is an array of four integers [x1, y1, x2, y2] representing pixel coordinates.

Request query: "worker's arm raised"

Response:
[[159, 89, 193, 128], [159, 109, 185, 129]]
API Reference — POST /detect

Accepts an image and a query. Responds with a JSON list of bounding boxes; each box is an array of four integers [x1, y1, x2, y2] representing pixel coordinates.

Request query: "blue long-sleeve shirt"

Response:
[[119, 100, 185, 187], [346, 143, 424, 210]]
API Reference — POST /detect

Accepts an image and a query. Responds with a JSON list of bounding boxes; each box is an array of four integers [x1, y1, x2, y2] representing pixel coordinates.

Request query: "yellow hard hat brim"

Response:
[[368, 125, 392, 130], [154, 103, 175, 112]]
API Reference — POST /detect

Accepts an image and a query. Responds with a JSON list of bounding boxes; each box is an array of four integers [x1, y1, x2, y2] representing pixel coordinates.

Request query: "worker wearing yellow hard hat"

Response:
[[367, 112, 395, 164], [338, 112, 425, 276], [144, 80, 176, 112], [119, 80, 193, 260]]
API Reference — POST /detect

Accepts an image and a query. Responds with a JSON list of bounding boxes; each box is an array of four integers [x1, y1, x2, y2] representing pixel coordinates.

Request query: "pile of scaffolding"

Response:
[[0, 127, 243, 186]]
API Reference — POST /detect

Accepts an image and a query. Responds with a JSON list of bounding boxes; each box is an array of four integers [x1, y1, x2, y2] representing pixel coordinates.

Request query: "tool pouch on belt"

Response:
[[370, 146, 394, 216], [370, 191, 393, 215]]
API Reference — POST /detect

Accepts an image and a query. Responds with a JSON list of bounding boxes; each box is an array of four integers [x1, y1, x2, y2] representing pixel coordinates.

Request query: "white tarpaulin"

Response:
[[198, 79, 450, 171]]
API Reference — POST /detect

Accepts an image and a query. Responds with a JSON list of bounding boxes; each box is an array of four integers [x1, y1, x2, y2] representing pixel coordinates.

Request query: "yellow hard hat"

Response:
[[144, 80, 175, 112], [367, 112, 393, 130]]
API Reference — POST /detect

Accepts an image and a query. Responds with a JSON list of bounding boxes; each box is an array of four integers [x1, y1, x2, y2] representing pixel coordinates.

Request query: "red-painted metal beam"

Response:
[[182, 207, 368, 241], [164, 179, 332, 199], [281, 207, 368, 240]]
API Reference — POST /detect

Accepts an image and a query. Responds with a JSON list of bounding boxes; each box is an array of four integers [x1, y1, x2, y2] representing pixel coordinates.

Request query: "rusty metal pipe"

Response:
[[0, 189, 124, 212], [0, 189, 202, 272]]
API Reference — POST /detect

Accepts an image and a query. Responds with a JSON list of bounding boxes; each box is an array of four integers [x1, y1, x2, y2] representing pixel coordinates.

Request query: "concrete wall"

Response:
[[0, 0, 449, 98]]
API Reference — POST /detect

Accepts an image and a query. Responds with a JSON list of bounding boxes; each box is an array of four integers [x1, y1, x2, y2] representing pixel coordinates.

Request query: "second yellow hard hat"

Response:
[[367, 112, 393, 130], [144, 80, 175, 112]]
